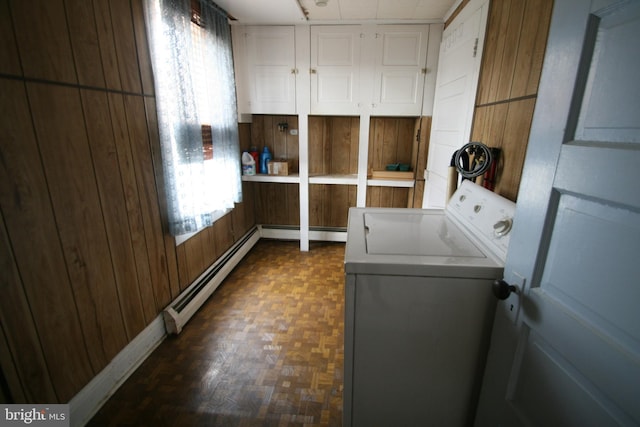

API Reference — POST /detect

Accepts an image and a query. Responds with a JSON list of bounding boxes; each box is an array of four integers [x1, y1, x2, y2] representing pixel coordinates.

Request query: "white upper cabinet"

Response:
[[371, 25, 429, 116], [234, 26, 297, 115], [233, 24, 442, 117], [310, 26, 363, 115]]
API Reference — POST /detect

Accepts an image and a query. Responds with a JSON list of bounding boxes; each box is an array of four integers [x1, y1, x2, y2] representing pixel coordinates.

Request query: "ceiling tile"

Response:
[[376, 0, 419, 19], [338, 0, 379, 20], [218, 0, 457, 24]]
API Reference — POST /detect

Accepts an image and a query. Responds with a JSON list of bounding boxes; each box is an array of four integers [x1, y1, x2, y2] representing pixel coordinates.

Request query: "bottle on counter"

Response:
[[241, 151, 256, 175], [249, 147, 259, 168], [259, 146, 272, 174]]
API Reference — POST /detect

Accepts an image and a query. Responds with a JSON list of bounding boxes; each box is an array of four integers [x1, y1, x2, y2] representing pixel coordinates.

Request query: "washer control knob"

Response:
[[493, 218, 513, 237]]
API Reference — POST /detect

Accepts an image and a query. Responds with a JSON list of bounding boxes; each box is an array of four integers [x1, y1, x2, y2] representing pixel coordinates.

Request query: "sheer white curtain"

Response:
[[144, 0, 241, 236]]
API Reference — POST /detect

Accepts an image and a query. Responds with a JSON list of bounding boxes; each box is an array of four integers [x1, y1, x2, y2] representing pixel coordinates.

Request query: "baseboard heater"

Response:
[[163, 226, 260, 334], [259, 225, 347, 242]]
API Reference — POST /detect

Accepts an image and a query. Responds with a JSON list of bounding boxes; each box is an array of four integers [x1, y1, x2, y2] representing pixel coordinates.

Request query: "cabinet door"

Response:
[[245, 26, 296, 114], [371, 25, 429, 116], [311, 26, 362, 115]]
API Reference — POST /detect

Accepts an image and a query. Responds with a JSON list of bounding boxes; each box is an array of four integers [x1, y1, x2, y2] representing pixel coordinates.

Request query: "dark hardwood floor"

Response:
[[89, 240, 345, 426]]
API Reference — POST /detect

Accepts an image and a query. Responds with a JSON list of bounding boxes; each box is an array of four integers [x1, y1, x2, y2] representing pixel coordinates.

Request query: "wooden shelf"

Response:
[[242, 174, 300, 184], [367, 178, 415, 188]]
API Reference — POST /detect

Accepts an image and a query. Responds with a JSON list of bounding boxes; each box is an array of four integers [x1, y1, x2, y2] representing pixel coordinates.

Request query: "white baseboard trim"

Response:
[[68, 315, 166, 427]]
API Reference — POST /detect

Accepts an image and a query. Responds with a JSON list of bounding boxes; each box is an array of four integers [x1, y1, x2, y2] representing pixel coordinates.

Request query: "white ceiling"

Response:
[[214, 0, 460, 24]]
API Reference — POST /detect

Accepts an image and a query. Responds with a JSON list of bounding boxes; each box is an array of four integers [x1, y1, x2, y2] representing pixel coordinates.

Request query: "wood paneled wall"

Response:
[[367, 116, 429, 209], [251, 115, 300, 172], [471, 0, 553, 201], [0, 0, 254, 404], [309, 116, 360, 175]]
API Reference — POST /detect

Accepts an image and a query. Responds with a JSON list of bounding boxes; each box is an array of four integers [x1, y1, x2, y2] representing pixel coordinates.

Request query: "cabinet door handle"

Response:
[[310, 69, 317, 74], [291, 68, 298, 74]]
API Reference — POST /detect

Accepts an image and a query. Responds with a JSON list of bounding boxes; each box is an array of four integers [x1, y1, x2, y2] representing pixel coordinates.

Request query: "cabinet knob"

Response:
[[310, 69, 317, 74]]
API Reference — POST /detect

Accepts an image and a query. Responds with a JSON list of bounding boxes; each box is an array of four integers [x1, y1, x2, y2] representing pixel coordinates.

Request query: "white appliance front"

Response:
[[343, 182, 515, 427]]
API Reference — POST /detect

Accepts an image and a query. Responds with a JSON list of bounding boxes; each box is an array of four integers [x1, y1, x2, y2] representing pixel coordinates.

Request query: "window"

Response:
[[144, 0, 241, 236]]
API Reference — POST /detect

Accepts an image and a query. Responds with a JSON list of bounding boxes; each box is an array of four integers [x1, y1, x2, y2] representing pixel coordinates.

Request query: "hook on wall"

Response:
[[277, 122, 289, 132]]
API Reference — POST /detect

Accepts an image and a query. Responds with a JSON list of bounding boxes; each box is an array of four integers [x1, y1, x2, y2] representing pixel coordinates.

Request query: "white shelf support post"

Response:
[[296, 25, 311, 251], [356, 112, 370, 207]]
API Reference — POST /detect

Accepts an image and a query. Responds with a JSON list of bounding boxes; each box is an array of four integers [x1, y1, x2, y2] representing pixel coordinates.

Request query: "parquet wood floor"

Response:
[[88, 240, 345, 427]]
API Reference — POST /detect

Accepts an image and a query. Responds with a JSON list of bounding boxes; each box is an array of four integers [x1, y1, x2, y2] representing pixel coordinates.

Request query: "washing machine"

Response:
[[343, 181, 516, 427]]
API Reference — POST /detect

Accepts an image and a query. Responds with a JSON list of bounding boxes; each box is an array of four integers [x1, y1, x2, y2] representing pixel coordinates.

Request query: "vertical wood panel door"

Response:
[[423, 0, 489, 209], [311, 26, 362, 115], [475, 0, 640, 425], [244, 26, 297, 114], [371, 25, 429, 116]]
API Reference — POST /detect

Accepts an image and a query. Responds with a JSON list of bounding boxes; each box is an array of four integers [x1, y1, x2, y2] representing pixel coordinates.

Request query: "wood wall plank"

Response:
[[123, 95, 172, 310], [143, 97, 181, 301], [131, 0, 155, 95], [523, 0, 553, 96], [175, 244, 190, 291], [476, 1, 510, 105], [231, 182, 256, 238], [471, 99, 535, 201], [252, 183, 299, 226], [0, 211, 56, 403], [183, 233, 206, 287], [0, 79, 94, 401], [495, 1, 525, 102], [82, 89, 147, 340], [10, 0, 77, 83], [213, 213, 235, 257], [309, 185, 356, 228], [368, 117, 416, 172], [93, 0, 123, 90], [28, 83, 128, 372], [109, 94, 158, 324], [409, 179, 425, 208], [308, 116, 359, 175], [308, 116, 325, 175], [110, 0, 143, 93], [66, 0, 106, 87], [366, 187, 410, 208], [0, 0, 21, 75]]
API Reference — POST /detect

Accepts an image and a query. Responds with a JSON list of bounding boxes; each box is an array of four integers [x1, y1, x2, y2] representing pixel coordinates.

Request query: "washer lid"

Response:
[[364, 211, 484, 258], [345, 208, 504, 278]]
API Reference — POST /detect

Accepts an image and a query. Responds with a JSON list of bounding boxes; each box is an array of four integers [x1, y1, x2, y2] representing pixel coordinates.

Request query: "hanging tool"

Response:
[[454, 142, 493, 181]]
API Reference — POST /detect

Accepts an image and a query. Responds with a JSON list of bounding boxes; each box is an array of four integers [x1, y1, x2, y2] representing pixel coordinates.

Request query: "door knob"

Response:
[[493, 279, 516, 300]]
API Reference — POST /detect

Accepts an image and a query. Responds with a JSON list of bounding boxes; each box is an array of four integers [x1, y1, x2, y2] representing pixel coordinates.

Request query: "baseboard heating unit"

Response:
[[163, 226, 260, 334], [259, 225, 347, 242]]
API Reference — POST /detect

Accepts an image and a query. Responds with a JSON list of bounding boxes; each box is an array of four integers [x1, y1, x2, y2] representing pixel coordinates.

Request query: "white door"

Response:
[[475, 0, 640, 425], [245, 26, 296, 114], [423, 0, 489, 209], [311, 26, 362, 115], [371, 25, 429, 116]]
